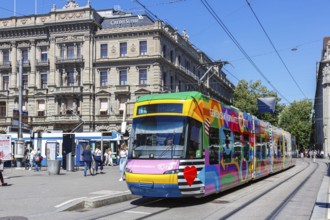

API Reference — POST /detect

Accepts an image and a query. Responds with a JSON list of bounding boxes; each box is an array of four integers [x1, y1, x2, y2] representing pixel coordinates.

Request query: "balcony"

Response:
[[48, 115, 80, 123], [52, 86, 82, 95], [0, 117, 12, 125], [114, 85, 130, 94], [0, 90, 8, 96], [0, 61, 11, 69], [55, 56, 84, 64], [36, 59, 49, 67], [21, 60, 30, 67]]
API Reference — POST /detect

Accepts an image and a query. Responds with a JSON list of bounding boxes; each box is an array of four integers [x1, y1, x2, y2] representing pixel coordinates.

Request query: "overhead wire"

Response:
[[245, 0, 307, 99], [200, 0, 291, 104]]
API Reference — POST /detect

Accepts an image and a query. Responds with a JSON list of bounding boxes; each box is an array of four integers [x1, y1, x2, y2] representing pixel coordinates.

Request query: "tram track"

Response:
[[88, 160, 312, 220], [265, 161, 319, 220], [217, 160, 316, 220]]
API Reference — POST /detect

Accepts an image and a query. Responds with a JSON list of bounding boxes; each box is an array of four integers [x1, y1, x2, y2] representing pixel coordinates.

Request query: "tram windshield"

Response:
[[129, 116, 202, 159]]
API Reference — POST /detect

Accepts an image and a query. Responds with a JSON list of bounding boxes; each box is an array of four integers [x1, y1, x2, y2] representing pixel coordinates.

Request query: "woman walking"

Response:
[[81, 145, 93, 176], [118, 142, 128, 181]]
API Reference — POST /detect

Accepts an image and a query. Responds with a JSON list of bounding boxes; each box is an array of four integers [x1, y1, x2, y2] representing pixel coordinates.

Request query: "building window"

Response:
[[101, 44, 108, 58], [60, 46, 65, 58], [170, 50, 174, 63], [0, 102, 6, 118], [22, 49, 28, 63], [100, 71, 108, 86], [40, 47, 48, 62], [120, 42, 127, 57], [2, 76, 9, 91], [170, 76, 174, 91], [22, 75, 28, 89], [100, 98, 108, 115], [139, 69, 147, 85], [119, 97, 127, 114], [67, 72, 75, 86], [67, 45, 74, 59], [178, 55, 181, 66], [162, 45, 167, 58], [37, 100, 45, 117], [40, 74, 47, 89], [77, 44, 81, 58], [163, 72, 167, 89], [139, 41, 147, 55], [3, 50, 9, 64], [119, 69, 127, 85]]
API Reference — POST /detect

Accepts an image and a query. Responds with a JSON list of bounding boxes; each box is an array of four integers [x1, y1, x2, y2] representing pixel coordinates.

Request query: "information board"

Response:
[[0, 135, 12, 161]]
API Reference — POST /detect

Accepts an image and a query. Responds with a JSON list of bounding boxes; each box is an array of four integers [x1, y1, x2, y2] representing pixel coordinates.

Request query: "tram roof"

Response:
[[136, 91, 203, 103]]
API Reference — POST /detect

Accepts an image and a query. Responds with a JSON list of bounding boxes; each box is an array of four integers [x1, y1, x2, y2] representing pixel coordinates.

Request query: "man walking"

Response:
[[0, 159, 8, 186]]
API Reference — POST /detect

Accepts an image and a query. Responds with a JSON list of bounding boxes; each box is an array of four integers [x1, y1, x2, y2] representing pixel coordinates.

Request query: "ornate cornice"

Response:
[[56, 35, 84, 43]]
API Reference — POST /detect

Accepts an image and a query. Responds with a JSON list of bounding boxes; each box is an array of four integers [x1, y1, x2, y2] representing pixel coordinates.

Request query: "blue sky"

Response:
[[0, 0, 328, 104]]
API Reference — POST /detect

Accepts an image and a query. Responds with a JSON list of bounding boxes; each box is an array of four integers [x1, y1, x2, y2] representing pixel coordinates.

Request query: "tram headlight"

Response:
[[125, 167, 133, 173], [163, 169, 179, 174]]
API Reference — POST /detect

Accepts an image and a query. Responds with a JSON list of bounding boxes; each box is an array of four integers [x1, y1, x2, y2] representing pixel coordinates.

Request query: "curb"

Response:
[[57, 192, 139, 212]]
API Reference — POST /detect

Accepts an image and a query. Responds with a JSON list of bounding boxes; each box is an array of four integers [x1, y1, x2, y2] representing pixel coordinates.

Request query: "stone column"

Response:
[[83, 35, 91, 84], [49, 37, 56, 87], [10, 41, 17, 89], [29, 40, 36, 88], [0, 50, 3, 64]]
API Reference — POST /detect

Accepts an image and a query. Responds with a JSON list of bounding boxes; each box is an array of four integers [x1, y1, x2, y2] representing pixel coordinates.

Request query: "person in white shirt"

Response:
[[118, 142, 128, 181], [94, 147, 103, 174]]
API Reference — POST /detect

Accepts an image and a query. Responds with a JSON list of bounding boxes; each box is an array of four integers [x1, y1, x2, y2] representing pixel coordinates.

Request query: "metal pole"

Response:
[[14, 0, 16, 16], [15, 59, 24, 167], [18, 59, 22, 140]]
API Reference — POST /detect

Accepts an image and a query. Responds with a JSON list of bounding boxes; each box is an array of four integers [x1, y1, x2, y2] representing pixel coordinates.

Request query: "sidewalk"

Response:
[[0, 165, 137, 218], [311, 161, 330, 220]]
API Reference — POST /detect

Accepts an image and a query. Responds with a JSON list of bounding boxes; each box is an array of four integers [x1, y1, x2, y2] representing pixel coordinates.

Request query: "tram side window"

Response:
[[277, 140, 281, 158], [262, 144, 267, 159], [243, 134, 250, 161], [209, 127, 219, 164], [234, 132, 242, 161], [222, 129, 232, 163], [187, 118, 202, 159], [256, 144, 262, 160]]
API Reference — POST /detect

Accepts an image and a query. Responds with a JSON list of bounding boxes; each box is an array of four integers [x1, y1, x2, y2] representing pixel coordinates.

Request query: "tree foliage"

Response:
[[233, 80, 285, 125], [278, 100, 313, 149]]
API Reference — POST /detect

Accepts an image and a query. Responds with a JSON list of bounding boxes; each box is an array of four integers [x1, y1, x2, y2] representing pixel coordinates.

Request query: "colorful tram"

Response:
[[125, 91, 295, 198]]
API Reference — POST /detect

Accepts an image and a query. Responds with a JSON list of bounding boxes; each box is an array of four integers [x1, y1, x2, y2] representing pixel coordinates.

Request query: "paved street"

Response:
[[0, 159, 329, 220], [0, 165, 132, 219]]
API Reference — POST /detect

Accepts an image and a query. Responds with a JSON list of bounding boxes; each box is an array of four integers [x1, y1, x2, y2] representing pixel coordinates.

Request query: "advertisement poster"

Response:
[[46, 142, 57, 160], [0, 135, 12, 161]]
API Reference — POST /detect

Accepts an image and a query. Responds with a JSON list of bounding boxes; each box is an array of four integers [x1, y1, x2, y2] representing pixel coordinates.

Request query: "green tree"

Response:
[[278, 99, 313, 150], [233, 80, 285, 125]]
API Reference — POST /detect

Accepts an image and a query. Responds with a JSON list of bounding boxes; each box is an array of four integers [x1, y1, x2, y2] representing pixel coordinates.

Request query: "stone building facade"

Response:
[[0, 1, 235, 134], [314, 37, 330, 155]]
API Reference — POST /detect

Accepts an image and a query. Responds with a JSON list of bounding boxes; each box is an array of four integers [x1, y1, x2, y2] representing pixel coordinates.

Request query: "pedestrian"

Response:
[[0, 159, 8, 186], [34, 148, 42, 172], [118, 142, 128, 181], [29, 148, 35, 171], [313, 149, 317, 162], [81, 145, 93, 176], [24, 146, 30, 170], [94, 147, 103, 174], [103, 149, 109, 166], [108, 148, 113, 166]]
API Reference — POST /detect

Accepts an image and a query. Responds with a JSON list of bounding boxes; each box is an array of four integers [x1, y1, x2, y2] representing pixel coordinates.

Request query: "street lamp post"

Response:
[[15, 59, 25, 167]]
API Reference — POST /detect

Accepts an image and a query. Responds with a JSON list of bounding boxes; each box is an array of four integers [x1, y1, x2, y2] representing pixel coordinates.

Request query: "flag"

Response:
[[257, 97, 276, 114]]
